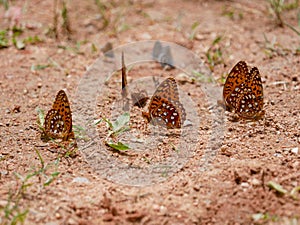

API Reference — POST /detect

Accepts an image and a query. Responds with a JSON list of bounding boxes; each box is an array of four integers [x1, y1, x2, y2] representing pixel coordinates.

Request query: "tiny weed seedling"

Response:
[[0, 0, 9, 10], [205, 35, 225, 71], [48, 0, 72, 39], [1, 149, 60, 225], [268, 0, 300, 30], [290, 185, 300, 200], [192, 70, 214, 83], [102, 112, 131, 151], [252, 212, 279, 223], [95, 0, 110, 30], [10, 26, 25, 50], [106, 141, 130, 151], [91, 43, 98, 54], [103, 112, 130, 138], [31, 64, 51, 72], [14, 149, 60, 190], [36, 108, 45, 131], [268, 0, 286, 26], [261, 33, 291, 57], [267, 180, 300, 200], [189, 21, 200, 40], [57, 40, 87, 55], [61, 0, 72, 38], [267, 181, 288, 195], [23, 35, 43, 45], [0, 29, 9, 48], [219, 72, 227, 85], [2, 192, 29, 225], [221, 6, 244, 20]]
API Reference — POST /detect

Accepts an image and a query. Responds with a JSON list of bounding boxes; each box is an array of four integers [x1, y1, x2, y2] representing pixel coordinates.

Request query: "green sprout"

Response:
[[102, 112, 131, 151], [205, 35, 225, 71]]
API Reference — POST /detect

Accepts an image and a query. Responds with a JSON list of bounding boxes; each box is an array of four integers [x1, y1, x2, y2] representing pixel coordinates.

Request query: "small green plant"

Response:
[[48, 0, 72, 39], [192, 70, 214, 83], [0, 0, 9, 9], [268, 0, 300, 36], [31, 64, 51, 72], [103, 112, 130, 138], [1, 149, 60, 224], [290, 185, 300, 200], [221, 6, 243, 20], [61, 0, 71, 38], [73, 125, 88, 141], [23, 35, 42, 45], [95, 0, 110, 30], [111, 12, 131, 35], [205, 35, 225, 71], [106, 141, 130, 151], [11, 26, 25, 50], [261, 33, 291, 57], [2, 192, 29, 225], [267, 181, 300, 199], [102, 112, 131, 151], [252, 212, 279, 222], [219, 72, 227, 84], [91, 43, 98, 53], [36, 108, 45, 131], [57, 40, 87, 54], [0, 29, 9, 48], [189, 21, 200, 40], [267, 181, 288, 194], [268, 0, 286, 26]]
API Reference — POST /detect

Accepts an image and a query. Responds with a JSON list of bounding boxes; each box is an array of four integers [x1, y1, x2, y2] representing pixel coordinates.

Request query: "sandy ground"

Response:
[[0, 0, 300, 224]]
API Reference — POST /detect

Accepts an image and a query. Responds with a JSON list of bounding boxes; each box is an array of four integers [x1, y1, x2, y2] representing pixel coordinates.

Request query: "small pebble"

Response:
[[291, 147, 298, 154], [241, 182, 249, 188], [72, 177, 90, 184]]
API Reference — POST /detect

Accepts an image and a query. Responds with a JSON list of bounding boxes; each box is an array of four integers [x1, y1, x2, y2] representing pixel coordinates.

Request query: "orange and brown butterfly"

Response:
[[43, 90, 75, 141], [142, 77, 186, 128], [223, 61, 264, 120]]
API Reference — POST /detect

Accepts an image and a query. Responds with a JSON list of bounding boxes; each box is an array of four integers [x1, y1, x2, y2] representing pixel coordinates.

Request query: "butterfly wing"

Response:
[[147, 96, 183, 128], [131, 90, 149, 108], [143, 77, 186, 128], [121, 52, 128, 98], [223, 61, 248, 110], [236, 67, 264, 119], [44, 90, 74, 140], [44, 109, 66, 138], [152, 77, 177, 101], [152, 41, 163, 60]]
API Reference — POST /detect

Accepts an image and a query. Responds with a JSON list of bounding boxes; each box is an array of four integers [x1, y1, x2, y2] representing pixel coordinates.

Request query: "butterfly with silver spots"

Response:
[[44, 90, 74, 141], [223, 61, 264, 120], [142, 77, 186, 128]]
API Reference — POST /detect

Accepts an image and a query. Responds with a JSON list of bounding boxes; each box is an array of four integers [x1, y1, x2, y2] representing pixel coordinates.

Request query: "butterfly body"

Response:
[[223, 61, 264, 120], [44, 90, 74, 141], [143, 77, 186, 129]]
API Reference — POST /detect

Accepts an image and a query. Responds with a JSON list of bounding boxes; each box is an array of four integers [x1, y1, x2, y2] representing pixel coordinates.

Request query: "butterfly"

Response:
[[152, 41, 174, 70], [121, 52, 149, 108], [223, 61, 264, 120], [142, 77, 186, 128], [44, 90, 74, 141], [121, 51, 128, 99], [131, 90, 149, 108]]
